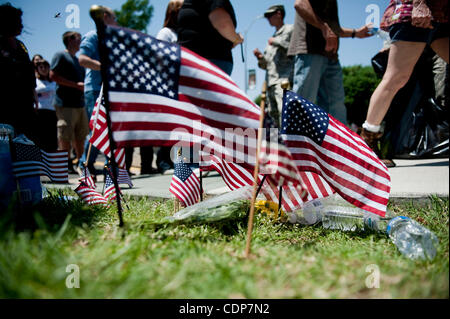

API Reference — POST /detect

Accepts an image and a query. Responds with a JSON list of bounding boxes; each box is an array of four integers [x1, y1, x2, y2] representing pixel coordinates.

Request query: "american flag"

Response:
[[75, 182, 109, 206], [105, 165, 133, 188], [79, 166, 96, 189], [11, 142, 68, 183], [89, 88, 126, 168], [169, 160, 201, 207], [102, 25, 260, 166], [200, 154, 330, 212], [281, 91, 391, 217], [117, 167, 133, 188], [103, 172, 119, 201], [258, 113, 309, 204]]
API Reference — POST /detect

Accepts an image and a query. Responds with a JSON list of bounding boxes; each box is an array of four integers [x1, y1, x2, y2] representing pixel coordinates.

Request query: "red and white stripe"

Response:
[[282, 115, 391, 216], [89, 89, 126, 168], [75, 183, 109, 206]]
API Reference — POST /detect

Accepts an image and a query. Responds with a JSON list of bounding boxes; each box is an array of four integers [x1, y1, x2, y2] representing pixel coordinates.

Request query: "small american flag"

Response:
[[169, 160, 201, 207], [103, 173, 119, 201], [200, 154, 329, 212], [281, 91, 391, 217], [75, 182, 109, 206], [89, 88, 126, 168], [79, 166, 96, 189], [117, 167, 133, 188], [12, 142, 68, 183]]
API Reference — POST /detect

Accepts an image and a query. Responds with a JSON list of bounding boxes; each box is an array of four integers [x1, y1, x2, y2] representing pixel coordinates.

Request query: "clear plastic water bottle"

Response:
[[386, 216, 439, 260], [369, 27, 390, 41]]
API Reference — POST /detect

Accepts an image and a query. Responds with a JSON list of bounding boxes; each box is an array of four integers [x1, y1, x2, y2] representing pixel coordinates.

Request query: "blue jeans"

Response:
[[79, 90, 103, 173], [292, 54, 347, 124]]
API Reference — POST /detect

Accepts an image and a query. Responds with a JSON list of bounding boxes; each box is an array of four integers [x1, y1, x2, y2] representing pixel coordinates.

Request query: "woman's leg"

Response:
[[365, 41, 427, 127], [430, 37, 449, 63]]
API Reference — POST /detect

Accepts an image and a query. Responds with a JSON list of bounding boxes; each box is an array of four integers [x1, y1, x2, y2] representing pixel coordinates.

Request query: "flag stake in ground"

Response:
[[90, 5, 124, 227], [244, 81, 267, 258]]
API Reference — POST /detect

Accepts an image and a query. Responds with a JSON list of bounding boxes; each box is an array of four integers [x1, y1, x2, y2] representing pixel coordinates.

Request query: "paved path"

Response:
[[45, 157, 449, 200]]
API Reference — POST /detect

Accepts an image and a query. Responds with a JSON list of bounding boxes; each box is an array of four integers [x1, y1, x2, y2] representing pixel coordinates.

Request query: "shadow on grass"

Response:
[[0, 189, 105, 236]]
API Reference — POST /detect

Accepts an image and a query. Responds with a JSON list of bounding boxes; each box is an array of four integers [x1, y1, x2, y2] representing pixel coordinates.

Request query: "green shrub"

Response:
[[343, 65, 380, 126]]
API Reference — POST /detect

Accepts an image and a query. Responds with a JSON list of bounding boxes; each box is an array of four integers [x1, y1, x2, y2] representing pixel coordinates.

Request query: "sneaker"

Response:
[[360, 128, 396, 168]]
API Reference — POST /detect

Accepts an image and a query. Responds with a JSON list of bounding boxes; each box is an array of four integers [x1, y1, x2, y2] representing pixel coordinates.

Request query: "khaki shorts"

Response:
[[55, 105, 89, 142]]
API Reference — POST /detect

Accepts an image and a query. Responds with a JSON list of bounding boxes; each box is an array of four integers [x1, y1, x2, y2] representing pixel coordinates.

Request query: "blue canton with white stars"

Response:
[[281, 91, 330, 145], [174, 161, 194, 182], [104, 25, 181, 99]]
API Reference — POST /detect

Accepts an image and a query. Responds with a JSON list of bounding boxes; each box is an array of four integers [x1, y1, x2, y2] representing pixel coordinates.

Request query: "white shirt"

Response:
[[36, 79, 56, 111], [156, 27, 177, 43]]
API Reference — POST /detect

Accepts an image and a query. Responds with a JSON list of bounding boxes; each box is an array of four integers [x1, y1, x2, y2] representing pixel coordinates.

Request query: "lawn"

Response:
[[0, 189, 448, 299]]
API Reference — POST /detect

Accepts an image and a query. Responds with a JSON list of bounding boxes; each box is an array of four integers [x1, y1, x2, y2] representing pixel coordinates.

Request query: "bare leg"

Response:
[[365, 41, 426, 126], [58, 139, 72, 164], [430, 37, 449, 63], [74, 139, 85, 160]]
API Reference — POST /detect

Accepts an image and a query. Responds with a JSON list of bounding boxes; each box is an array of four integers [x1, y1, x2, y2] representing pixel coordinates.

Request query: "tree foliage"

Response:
[[342, 65, 380, 126], [114, 0, 154, 32]]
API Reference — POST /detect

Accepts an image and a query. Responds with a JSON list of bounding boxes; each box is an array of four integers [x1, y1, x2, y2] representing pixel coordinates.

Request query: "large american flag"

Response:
[[75, 182, 109, 206], [11, 142, 68, 183], [169, 160, 201, 207], [102, 25, 260, 166], [281, 91, 391, 217], [89, 88, 126, 168]]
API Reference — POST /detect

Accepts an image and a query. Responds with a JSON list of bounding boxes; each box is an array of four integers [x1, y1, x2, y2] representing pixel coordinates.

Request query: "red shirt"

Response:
[[381, 0, 449, 30]]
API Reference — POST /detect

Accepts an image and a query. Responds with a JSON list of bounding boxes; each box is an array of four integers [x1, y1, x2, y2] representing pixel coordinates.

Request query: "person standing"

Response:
[[253, 4, 294, 123], [360, 0, 448, 167], [177, 0, 243, 76], [77, 5, 117, 178], [50, 31, 87, 168], [35, 59, 57, 151], [0, 3, 38, 140], [288, 0, 372, 124]]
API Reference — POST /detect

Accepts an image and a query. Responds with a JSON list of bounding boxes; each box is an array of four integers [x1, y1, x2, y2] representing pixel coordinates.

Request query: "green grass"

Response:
[[0, 190, 448, 299]]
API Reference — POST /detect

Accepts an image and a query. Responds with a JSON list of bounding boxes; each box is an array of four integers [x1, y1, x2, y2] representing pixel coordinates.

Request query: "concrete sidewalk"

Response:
[[45, 157, 449, 200]]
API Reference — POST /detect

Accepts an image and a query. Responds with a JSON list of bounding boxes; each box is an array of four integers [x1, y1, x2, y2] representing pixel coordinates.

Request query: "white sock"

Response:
[[362, 121, 381, 133]]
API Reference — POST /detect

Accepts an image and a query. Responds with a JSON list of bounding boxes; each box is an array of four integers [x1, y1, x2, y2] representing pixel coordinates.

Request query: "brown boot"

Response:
[[360, 128, 396, 168]]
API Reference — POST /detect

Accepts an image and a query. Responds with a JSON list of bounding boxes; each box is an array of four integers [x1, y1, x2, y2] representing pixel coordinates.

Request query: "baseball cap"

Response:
[[264, 4, 285, 18]]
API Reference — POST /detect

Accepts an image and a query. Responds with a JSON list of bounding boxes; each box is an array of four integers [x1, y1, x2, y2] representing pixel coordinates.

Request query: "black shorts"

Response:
[[389, 22, 449, 44]]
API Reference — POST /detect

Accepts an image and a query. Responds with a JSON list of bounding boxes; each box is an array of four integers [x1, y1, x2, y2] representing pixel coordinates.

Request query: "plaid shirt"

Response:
[[381, 0, 449, 29]]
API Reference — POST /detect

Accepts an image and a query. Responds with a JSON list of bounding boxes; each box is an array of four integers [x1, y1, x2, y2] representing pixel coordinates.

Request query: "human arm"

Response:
[[208, 7, 243, 48], [339, 25, 372, 38], [412, 0, 433, 29], [294, 0, 337, 53], [50, 70, 84, 91], [253, 48, 267, 69], [78, 54, 101, 71]]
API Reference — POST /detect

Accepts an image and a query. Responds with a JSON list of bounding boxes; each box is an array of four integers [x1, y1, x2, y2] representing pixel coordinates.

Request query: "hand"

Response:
[[321, 23, 338, 54], [268, 37, 275, 45], [412, 1, 433, 29], [253, 48, 263, 59], [232, 33, 244, 48], [76, 82, 84, 91], [355, 24, 373, 38]]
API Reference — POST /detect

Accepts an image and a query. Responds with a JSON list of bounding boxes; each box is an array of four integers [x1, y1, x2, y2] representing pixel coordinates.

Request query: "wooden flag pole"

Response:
[[278, 185, 283, 217], [90, 5, 124, 227], [199, 166, 203, 202], [244, 81, 267, 258], [276, 80, 291, 218]]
